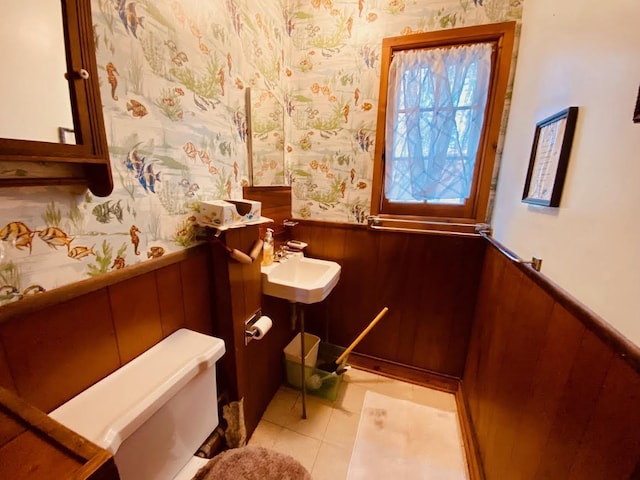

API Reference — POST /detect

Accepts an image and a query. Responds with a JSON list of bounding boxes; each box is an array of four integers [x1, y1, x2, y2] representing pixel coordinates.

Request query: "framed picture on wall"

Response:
[[522, 106, 579, 207]]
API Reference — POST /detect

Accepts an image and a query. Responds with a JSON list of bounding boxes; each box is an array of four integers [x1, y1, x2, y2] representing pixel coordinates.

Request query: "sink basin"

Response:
[[261, 255, 341, 304]]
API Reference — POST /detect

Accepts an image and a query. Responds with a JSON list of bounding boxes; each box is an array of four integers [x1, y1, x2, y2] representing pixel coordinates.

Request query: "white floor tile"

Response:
[[283, 395, 333, 440], [271, 428, 321, 472], [261, 387, 299, 426], [342, 367, 381, 386], [248, 367, 467, 480], [311, 441, 352, 480], [410, 384, 457, 412], [247, 420, 282, 449], [334, 381, 368, 413], [369, 375, 415, 400], [324, 407, 360, 450]]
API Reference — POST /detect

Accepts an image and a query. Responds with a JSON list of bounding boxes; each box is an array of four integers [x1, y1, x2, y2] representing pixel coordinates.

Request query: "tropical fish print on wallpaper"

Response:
[[0, 0, 286, 305], [0, 0, 522, 305]]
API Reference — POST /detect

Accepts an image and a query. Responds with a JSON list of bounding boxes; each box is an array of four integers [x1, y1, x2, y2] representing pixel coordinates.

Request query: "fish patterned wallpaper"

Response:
[[0, 0, 285, 305], [285, 0, 522, 223], [0, 0, 522, 305]]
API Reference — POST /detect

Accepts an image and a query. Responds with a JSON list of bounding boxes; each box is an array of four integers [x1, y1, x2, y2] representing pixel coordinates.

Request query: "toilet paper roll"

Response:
[[251, 316, 272, 339]]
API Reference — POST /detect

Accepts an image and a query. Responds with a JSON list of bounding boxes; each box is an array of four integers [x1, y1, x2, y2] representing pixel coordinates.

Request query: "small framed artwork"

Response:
[[58, 127, 76, 144], [522, 106, 579, 207]]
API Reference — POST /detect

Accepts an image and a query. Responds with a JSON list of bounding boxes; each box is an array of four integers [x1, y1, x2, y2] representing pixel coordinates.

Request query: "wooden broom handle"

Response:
[[335, 307, 389, 365]]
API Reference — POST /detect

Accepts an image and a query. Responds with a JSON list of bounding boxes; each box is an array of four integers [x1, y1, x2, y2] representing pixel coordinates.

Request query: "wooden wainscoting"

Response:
[[462, 240, 640, 480], [289, 221, 486, 378], [208, 226, 295, 438], [0, 245, 214, 413]]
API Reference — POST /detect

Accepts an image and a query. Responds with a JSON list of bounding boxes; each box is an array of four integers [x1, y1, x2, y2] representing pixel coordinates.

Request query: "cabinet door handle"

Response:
[[65, 69, 90, 80]]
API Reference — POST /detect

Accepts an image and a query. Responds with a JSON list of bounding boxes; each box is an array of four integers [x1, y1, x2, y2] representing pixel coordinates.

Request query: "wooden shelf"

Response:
[[0, 386, 119, 480]]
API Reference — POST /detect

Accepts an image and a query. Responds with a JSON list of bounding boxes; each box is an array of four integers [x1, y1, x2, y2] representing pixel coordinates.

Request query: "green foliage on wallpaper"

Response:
[[86, 240, 113, 277], [0, 262, 21, 292], [68, 200, 85, 233], [43, 202, 62, 227], [170, 58, 225, 99]]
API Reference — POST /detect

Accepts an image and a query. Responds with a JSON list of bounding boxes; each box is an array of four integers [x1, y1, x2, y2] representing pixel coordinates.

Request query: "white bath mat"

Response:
[[347, 390, 468, 480]]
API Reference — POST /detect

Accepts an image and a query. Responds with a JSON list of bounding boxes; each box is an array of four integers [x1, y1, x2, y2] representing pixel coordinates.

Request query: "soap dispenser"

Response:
[[262, 228, 274, 266]]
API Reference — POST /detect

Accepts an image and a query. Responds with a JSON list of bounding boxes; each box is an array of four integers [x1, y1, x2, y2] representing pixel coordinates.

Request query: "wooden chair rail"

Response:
[[483, 234, 640, 374], [0, 243, 209, 324]]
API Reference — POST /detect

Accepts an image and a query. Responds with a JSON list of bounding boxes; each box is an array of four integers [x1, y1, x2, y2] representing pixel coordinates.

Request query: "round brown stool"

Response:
[[193, 446, 312, 480]]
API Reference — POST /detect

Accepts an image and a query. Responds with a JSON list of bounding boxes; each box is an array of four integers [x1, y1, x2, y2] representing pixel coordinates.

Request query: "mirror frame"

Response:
[[0, 0, 112, 196], [245, 87, 288, 187]]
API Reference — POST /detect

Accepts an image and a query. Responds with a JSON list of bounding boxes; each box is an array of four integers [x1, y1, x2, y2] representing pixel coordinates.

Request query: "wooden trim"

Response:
[[243, 186, 292, 195], [294, 217, 481, 238], [0, 244, 210, 324], [245, 88, 254, 186], [1, 0, 113, 196], [456, 383, 485, 480], [0, 386, 117, 479], [348, 352, 459, 393], [370, 21, 516, 224], [483, 235, 640, 374], [0, 386, 104, 462]]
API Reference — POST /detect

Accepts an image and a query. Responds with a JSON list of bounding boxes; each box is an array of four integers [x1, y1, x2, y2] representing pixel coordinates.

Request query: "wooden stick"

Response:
[[229, 248, 252, 264], [335, 307, 389, 365], [248, 239, 264, 261]]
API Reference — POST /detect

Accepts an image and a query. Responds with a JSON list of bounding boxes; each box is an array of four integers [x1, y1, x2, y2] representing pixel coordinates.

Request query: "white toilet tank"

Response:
[[50, 328, 225, 480]]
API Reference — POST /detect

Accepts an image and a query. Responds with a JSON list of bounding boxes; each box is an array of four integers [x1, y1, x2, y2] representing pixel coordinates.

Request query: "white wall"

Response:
[[492, 0, 640, 345]]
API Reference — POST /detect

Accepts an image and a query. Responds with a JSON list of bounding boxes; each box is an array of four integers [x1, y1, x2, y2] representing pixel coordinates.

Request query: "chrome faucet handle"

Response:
[[274, 245, 290, 260]]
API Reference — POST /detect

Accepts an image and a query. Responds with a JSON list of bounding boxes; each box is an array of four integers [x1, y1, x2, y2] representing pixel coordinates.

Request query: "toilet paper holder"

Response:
[[245, 310, 271, 345]]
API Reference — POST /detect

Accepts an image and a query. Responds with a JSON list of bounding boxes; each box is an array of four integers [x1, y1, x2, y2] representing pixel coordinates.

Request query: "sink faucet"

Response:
[[275, 245, 292, 261]]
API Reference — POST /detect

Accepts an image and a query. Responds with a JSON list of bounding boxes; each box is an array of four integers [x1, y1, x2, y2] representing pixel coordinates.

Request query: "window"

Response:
[[371, 22, 515, 229]]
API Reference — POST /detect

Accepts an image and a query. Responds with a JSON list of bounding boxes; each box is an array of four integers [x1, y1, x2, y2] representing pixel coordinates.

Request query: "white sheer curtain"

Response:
[[385, 43, 493, 204]]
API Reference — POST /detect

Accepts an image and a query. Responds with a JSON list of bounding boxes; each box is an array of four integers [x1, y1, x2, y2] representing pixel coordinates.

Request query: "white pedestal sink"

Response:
[[261, 253, 341, 420], [261, 254, 341, 304]]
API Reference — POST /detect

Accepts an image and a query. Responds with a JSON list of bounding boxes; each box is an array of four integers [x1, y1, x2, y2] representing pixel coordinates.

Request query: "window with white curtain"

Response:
[[371, 23, 516, 229], [385, 43, 492, 205]]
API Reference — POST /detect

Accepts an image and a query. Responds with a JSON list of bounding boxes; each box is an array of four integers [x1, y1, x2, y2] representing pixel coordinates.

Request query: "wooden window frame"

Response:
[[370, 22, 516, 231]]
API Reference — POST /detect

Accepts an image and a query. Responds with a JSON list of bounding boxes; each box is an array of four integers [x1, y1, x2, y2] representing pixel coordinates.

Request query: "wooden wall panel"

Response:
[[0, 290, 120, 412], [565, 356, 640, 479], [243, 296, 293, 434], [180, 253, 214, 335], [208, 225, 292, 438], [532, 332, 613, 480], [481, 274, 555, 479], [506, 304, 584, 480], [0, 246, 214, 413], [156, 263, 186, 336], [108, 271, 163, 365], [242, 186, 292, 236], [462, 241, 640, 480], [0, 343, 16, 393], [293, 221, 486, 378]]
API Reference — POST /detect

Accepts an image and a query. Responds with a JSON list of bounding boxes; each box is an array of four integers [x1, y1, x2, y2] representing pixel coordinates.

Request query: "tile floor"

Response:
[[247, 367, 464, 480]]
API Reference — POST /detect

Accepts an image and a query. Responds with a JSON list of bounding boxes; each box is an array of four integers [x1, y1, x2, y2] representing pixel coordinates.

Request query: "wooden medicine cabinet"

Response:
[[0, 0, 113, 196]]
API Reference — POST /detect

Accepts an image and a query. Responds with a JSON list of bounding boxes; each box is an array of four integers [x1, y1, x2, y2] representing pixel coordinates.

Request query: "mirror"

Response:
[[0, 1, 74, 143], [246, 87, 288, 186], [0, 0, 113, 196]]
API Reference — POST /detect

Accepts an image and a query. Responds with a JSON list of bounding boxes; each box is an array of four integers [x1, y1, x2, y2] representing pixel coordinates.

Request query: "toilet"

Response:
[[49, 329, 226, 480]]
